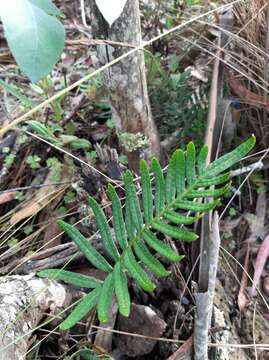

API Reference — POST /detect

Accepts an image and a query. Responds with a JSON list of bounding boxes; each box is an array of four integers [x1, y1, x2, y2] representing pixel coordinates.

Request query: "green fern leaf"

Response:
[[197, 144, 208, 174], [57, 221, 112, 272], [38, 269, 102, 288], [89, 197, 119, 261], [59, 287, 101, 330], [163, 210, 196, 225], [174, 149, 185, 196], [125, 190, 136, 239], [186, 142, 196, 186], [204, 135, 255, 177], [174, 199, 220, 212], [152, 158, 165, 215], [107, 184, 128, 250], [40, 138, 255, 328], [133, 241, 170, 277], [124, 171, 143, 231], [97, 273, 114, 323], [166, 151, 177, 203], [123, 248, 156, 292], [152, 221, 198, 242], [140, 160, 153, 223], [143, 230, 184, 262], [196, 172, 230, 187], [187, 183, 231, 199], [114, 262, 130, 317]]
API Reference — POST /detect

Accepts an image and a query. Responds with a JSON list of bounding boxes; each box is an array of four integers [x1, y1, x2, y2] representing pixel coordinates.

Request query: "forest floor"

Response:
[[0, 1, 269, 359]]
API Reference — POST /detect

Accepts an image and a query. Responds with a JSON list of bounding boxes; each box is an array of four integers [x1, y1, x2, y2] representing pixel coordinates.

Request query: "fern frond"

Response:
[[38, 269, 102, 288], [57, 221, 112, 272], [140, 159, 153, 223], [124, 248, 156, 292], [97, 273, 114, 323], [88, 197, 119, 261], [114, 262, 130, 317], [39, 136, 255, 329], [107, 184, 128, 250], [59, 287, 101, 330], [197, 144, 208, 174]]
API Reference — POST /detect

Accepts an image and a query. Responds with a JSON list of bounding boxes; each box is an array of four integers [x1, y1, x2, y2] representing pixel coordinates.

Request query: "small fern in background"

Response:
[[38, 136, 255, 330]]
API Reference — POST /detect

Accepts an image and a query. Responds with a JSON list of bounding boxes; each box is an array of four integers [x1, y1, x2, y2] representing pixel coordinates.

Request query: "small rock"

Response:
[[115, 303, 167, 357]]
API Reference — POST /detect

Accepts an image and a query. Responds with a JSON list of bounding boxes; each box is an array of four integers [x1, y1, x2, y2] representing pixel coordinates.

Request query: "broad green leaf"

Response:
[[59, 287, 101, 330], [140, 160, 153, 223], [28, 0, 62, 16], [152, 158, 165, 216], [175, 199, 220, 212], [186, 142, 196, 186], [134, 241, 170, 277], [97, 273, 114, 323], [152, 221, 198, 242], [57, 220, 112, 272], [163, 210, 196, 225], [89, 197, 120, 261], [0, 0, 65, 82], [165, 151, 177, 203], [114, 262, 130, 317], [124, 249, 156, 292], [107, 184, 128, 250], [124, 171, 143, 231], [204, 136, 256, 177], [143, 230, 183, 262], [38, 269, 102, 288]]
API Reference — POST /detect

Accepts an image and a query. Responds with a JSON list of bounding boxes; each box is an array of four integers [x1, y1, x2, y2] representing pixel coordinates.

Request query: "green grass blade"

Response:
[[163, 210, 196, 225], [196, 173, 230, 187], [151, 221, 198, 242], [186, 142, 196, 186], [38, 269, 102, 288], [204, 135, 256, 177], [133, 241, 170, 277], [197, 145, 208, 174], [175, 199, 220, 212], [152, 158, 165, 216], [107, 184, 128, 250], [89, 197, 119, 261], [124, 171, 143, 231], [143, 230, 184, 262], [59, 287, 101, 330], [97, 273, 114, 323], [57, 221, 112, 272], [187, 183, 231, 199], [114, 262, 130, 317], [165, 151, 177, 203], [140, 160, 153, 223], [124, 248, 156, 292], [174, 149, 185, 196]]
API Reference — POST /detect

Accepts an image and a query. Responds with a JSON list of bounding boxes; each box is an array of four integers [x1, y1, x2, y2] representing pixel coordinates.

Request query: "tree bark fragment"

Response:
[[87, 0, 160, 171], [0, 275, 77, 360]]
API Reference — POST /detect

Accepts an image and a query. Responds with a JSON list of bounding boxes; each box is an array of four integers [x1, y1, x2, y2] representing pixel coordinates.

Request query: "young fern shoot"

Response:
[[38, 136, 256, 329]]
